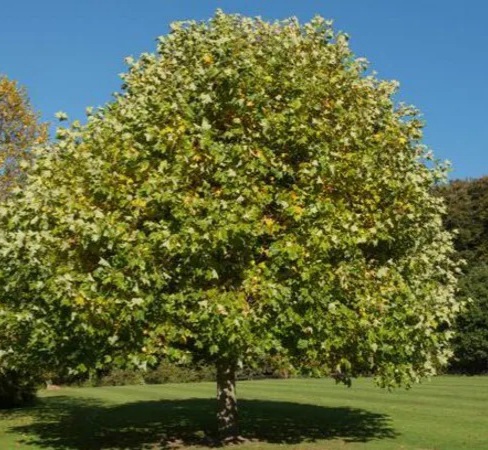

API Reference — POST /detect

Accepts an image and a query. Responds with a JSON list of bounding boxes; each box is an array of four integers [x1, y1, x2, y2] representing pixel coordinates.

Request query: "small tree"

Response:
[[0, 76, 47, 198], [0, 13, 460, 438]]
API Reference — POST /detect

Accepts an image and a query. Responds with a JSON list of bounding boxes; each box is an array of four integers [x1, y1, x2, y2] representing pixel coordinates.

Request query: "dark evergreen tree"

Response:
[[438, 177, 488, 373]]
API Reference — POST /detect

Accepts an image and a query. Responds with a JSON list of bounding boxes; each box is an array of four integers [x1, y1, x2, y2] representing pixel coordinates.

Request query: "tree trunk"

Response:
[[216, 359, 239, 442]]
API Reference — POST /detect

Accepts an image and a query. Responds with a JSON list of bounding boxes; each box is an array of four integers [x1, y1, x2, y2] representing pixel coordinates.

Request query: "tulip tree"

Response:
[[0, 12, 461, 439]]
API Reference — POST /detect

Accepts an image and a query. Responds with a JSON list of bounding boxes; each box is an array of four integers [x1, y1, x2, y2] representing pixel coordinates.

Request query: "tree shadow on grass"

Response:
[[5, 395, 397, 449]]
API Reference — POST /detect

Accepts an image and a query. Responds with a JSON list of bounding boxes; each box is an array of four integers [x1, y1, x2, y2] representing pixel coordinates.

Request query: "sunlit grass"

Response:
[[1, 376, 487, 449]]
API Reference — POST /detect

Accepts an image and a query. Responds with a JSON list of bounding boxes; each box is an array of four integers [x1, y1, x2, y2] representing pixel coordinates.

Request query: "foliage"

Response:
[[0, 369, 38, 409], [438, 176, 488, 264], [437, 177, 488, 373], [94, 362, 215, 386], [144, 361, 216, 384], [449, 264, 488, 373], [96, 368, 146, 387], [0, 10, 460, 417], [78, 361, 284, 387], [0, 75, 47, 199], [0, 76, 47, 407], [69, 360, 295, 387]]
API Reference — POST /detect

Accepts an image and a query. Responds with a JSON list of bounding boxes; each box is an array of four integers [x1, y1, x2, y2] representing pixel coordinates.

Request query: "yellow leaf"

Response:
[[291, 205, 304, 217], [216, 304, 228, 315], [202, 54, 214, 65], [263, 217, 275, 228], [131, 198, 147, 208]]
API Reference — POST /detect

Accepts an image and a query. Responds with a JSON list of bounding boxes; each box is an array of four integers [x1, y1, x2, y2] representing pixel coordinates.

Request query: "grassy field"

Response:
[[0, 376, 487, 450]]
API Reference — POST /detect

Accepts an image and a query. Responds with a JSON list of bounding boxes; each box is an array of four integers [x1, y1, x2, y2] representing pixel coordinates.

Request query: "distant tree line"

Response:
[[437, 177, 488, 374]]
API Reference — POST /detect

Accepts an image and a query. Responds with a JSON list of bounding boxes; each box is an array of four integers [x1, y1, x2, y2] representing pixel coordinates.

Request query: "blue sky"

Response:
[[1, 1, 486, 179]]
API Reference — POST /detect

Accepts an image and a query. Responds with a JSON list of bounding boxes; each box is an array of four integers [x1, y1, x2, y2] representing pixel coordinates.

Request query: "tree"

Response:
[[437, 177, 488, 373], [439, 177, 488, 264], [449, 264, 488, 373], [0, 75, 47, 198], [0, 12, 460, 439], [0, 76, 47, 408]]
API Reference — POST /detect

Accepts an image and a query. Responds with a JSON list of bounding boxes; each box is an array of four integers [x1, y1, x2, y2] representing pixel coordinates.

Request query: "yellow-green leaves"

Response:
[[0, 12, 460, 387]]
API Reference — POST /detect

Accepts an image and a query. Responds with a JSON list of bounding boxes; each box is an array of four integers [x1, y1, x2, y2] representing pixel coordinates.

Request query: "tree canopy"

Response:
[[0, 12, 461, 436], [0, 75, 47, 199]]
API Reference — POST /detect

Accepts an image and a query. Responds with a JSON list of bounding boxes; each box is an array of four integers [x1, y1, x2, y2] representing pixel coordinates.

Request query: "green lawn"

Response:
[[1, 376, 487, 449]]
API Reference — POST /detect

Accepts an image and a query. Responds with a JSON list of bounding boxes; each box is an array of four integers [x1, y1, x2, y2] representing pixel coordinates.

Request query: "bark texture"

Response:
[[216, 360, 239, 441]]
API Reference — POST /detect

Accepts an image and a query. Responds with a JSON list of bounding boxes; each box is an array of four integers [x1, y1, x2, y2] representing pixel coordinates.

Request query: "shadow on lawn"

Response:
[[5, 395, 397, 449]]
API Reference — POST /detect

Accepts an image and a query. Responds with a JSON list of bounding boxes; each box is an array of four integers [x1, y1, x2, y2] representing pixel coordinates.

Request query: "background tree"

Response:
[[437, 177, 488, 373], [0, 75, 47, 198], [0, 12, 461, 438], [0, 75, 47, 407]]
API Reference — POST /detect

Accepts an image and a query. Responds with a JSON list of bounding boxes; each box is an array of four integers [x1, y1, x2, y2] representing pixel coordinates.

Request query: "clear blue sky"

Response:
[[1, 1, 486, 179]]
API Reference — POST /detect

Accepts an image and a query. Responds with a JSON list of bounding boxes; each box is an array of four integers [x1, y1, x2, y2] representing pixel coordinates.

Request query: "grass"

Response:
[[0, 376, 487, 449]]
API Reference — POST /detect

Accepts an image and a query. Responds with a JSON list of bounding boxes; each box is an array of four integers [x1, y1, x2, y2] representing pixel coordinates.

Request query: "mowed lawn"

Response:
[[1, 376, 487, 450]]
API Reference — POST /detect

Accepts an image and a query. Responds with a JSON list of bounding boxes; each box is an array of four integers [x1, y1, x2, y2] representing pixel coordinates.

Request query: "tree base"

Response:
[[220, 435, 248, 445]]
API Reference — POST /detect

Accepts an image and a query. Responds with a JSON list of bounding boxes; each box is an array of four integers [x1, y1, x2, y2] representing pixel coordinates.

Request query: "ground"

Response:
[[1, 376, 487, 449]]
